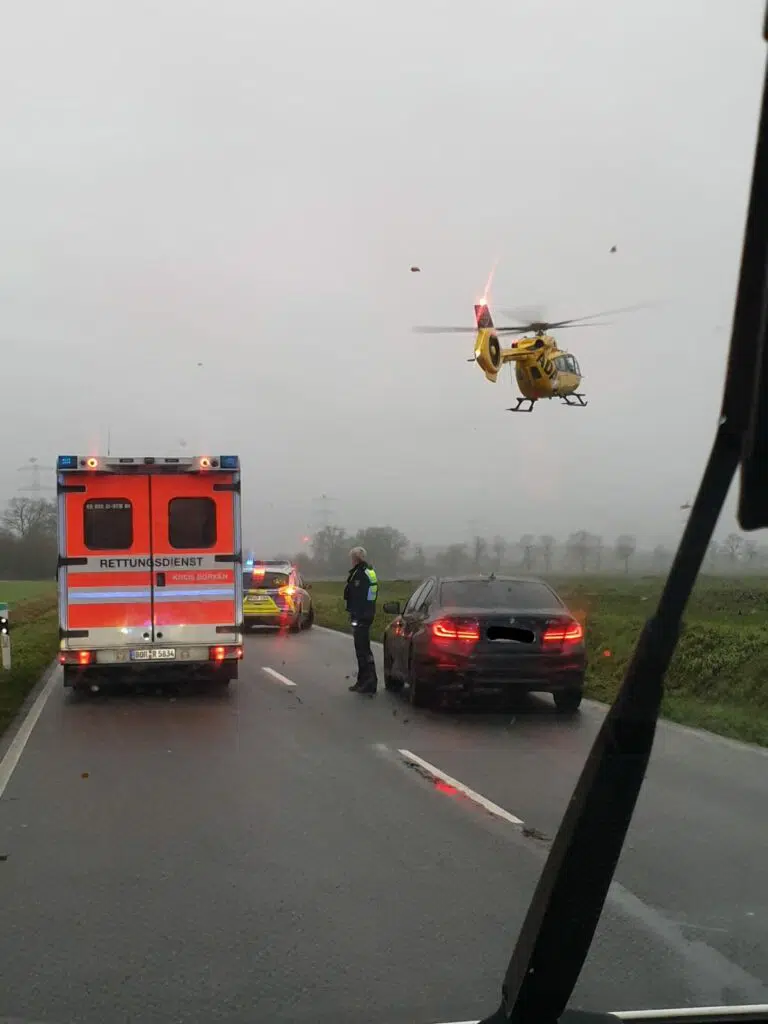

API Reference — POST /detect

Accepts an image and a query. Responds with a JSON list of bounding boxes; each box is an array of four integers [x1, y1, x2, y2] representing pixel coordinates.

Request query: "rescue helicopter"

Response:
[[415, 299, 642, 412]]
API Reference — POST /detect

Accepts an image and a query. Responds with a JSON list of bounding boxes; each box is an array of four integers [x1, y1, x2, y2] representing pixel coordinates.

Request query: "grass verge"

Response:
[[0, 587, 58, 738], [310, 578, 768, 748]]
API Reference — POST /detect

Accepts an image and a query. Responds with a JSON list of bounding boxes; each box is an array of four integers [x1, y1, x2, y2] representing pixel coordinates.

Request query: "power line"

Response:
[[309, 494, 338, 533], [17, 457, 54, 493]]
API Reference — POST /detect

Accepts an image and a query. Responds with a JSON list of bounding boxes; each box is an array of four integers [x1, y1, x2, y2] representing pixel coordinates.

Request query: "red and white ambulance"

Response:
[[56, 454, 244, 690]]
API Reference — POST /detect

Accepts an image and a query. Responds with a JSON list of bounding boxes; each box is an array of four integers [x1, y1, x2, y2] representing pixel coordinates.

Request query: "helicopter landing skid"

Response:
[[560, 392, 588, 408], [507, 398, 536, 413]]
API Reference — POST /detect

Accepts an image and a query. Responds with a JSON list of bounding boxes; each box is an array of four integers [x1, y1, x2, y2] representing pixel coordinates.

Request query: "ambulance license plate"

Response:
[[130, 648, 176, 661], [248, 595, 269, 602]]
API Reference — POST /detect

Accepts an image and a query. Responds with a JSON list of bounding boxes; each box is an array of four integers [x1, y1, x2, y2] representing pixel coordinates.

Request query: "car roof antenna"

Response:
[[479, 14, 768, 1024]]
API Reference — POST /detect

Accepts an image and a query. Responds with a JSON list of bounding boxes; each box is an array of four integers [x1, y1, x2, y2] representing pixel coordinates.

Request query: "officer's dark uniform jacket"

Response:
[[343, 561, 379, 623]]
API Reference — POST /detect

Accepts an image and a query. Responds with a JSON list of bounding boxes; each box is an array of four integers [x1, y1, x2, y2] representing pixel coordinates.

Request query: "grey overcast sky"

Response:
[[0, 1, 764, 553]]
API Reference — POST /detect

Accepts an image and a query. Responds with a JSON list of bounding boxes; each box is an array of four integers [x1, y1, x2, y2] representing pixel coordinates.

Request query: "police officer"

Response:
[[344, 546, 379, 694]]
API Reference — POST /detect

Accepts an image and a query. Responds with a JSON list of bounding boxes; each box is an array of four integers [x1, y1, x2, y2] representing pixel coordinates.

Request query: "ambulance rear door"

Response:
[[58, 471, 152, 650], [148, 469, 242, 646]]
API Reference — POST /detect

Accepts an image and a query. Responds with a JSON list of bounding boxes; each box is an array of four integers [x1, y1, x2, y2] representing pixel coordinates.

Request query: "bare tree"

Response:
[[705, 539, 722, 571], [614, 534, 637, 574], [566, 531, 592, 573], [539, 534, 555, 573], [652, 544, 669, 570], [593, 535, 604, 572], [723, 532, 743, 563], [743, 538, 759, 565], [2, 497, 56, 538], [435, 543, 469, 575], [472, 535, 488, 570], [519, 534, 536, 572], [491, 535, 507, 570]]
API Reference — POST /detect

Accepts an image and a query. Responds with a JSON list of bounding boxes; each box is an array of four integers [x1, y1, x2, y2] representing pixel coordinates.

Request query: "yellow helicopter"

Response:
[[415, 299, 641, 412]]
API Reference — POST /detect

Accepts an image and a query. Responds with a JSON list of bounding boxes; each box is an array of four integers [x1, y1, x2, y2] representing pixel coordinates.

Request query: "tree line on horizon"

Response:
[[0, 497, 764, 581], [281, 525, 768, 580]]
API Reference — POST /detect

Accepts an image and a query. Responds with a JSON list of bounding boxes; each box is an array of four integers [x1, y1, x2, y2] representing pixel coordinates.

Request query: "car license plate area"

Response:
[[247, 595, 270, 603], [130, 648, 176, 661]]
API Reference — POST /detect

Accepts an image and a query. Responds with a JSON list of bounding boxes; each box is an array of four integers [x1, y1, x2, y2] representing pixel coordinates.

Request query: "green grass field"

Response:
[[310, 575, 768, 747], [0, 582, 58, 738]]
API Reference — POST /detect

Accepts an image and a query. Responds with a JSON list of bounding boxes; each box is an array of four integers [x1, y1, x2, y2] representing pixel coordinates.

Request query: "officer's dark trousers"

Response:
[[352, 621, 377, 686]]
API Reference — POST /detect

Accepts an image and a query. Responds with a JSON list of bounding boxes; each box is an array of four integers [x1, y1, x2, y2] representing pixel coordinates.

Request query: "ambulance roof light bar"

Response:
[[57, 455, 240, 473]]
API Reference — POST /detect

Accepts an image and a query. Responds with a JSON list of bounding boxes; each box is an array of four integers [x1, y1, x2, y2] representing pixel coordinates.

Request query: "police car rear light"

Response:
[[280, 586, 296, 597]]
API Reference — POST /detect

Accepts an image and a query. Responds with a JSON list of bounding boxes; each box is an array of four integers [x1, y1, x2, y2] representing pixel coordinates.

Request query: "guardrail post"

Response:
[[0, 603, 11, 671]]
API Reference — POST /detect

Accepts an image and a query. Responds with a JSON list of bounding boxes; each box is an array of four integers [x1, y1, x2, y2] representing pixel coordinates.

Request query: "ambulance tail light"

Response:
[[59, 650, 93, 666], [209, 645, 243, 662]]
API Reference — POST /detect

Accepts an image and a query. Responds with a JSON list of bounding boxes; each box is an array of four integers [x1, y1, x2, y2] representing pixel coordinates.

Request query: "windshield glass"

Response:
[[440, 579, 563, 610], [0, 4, 765, 1024], [243, 569, 290, 590]]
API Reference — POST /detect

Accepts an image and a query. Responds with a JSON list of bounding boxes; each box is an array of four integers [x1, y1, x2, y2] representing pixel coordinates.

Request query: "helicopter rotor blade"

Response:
[[493, 322, 612, 334], [494, 301, 655, 333], [544, 301, 656, 328], [413, 326, 477, 334]]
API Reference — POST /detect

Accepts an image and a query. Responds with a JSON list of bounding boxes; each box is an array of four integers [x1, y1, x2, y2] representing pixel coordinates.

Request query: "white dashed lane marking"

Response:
[[261, 667, 297, 688], [397, 748, 525, 826]]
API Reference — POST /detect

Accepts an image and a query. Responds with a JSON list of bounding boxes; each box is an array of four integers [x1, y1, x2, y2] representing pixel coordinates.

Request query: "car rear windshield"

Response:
[[244, 570, 290, 590], [439, 579, 563, 610]]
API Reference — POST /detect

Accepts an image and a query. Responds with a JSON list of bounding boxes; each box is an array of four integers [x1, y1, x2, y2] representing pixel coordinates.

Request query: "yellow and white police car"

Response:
[[242, 560, 314, 632]]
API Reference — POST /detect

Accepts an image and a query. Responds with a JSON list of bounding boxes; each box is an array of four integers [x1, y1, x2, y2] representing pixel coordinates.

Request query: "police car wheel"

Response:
[[304, 606, 314, 629]]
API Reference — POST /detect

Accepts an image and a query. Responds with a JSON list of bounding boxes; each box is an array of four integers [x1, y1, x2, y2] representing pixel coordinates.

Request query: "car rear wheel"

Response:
[[408, 659, 432, 708], [554, 688, 583, 713], [304, 605, 314, 630], [383, 642, 403, 692]]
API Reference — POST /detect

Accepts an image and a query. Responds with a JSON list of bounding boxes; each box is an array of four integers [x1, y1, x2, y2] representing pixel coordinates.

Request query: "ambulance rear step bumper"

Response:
[[59, 644, 243, 683]]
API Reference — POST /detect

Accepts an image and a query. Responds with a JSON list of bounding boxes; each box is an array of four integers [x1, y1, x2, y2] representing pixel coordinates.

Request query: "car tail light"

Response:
[[542, 620, 584, 645], [209, 645, 243, 661], [431, 618, 480, 644], [280, 585, 296, 597]]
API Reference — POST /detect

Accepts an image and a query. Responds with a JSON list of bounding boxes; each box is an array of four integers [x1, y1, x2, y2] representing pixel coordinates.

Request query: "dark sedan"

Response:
[[381, 575, 586, 711]]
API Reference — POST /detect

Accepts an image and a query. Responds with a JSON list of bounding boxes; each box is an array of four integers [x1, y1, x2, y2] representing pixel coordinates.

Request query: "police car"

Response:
[[242, 560, 314, 632]]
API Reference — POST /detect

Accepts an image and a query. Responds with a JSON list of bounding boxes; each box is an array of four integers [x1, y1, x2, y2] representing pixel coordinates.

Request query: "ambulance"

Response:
[[56, 454, 244, 689]]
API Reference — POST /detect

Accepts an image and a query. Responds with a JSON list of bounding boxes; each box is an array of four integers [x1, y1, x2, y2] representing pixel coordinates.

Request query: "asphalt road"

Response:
[[0, 626, 766, 1024]]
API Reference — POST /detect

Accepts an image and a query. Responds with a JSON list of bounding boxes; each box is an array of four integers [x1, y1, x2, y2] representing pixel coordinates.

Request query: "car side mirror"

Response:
[[383, 601, 401, 615]]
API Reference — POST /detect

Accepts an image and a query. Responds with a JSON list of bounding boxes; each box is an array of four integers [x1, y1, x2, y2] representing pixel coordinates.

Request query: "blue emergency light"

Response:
[[57, 455, 78, 470], [219, 455, 239, 469]]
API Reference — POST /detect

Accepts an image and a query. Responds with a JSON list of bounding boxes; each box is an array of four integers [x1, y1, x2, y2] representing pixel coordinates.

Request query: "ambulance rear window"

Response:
[[83, 499, 133, 551], [168, 497, 217, 549]]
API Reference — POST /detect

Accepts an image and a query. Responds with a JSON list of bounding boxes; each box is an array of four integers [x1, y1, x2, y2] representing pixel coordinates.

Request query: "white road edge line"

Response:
[[398, 748, 524, 826], [261, 666, 297, 688], [0, 664, 59, 800]]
